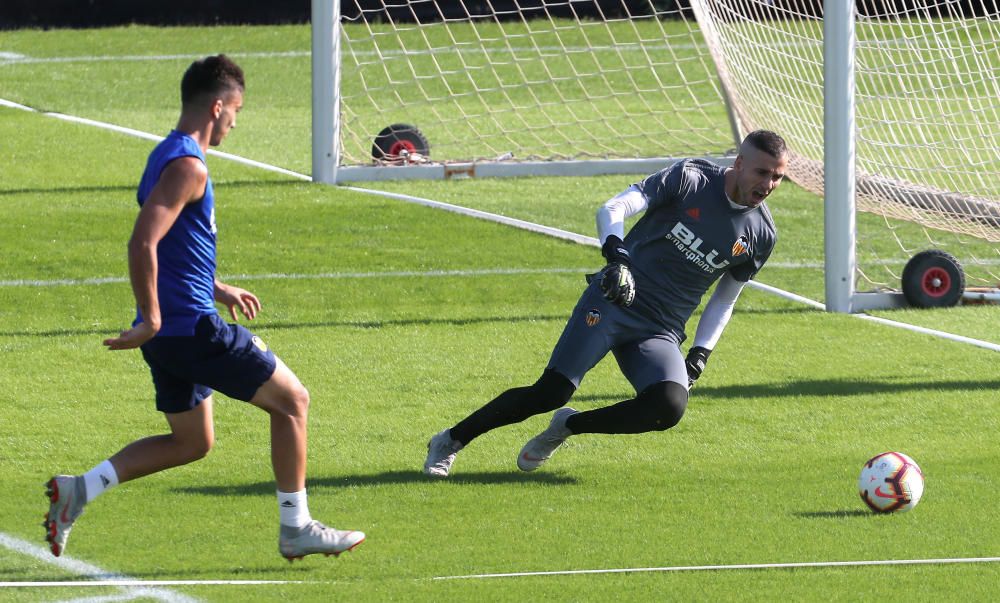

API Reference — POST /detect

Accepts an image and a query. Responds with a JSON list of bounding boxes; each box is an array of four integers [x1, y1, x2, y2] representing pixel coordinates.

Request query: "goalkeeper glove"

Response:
[[599, 235, 636, 307], [685, 346, 712, 388]]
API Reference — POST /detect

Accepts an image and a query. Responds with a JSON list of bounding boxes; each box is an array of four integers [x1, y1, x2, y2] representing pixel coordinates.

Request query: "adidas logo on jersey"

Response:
[[665, 222, 733, 273]]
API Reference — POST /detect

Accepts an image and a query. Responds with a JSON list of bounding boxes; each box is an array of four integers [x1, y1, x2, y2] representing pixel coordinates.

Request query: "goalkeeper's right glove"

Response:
[[685, 346, 712, 389], [599, 235, 636, 307]]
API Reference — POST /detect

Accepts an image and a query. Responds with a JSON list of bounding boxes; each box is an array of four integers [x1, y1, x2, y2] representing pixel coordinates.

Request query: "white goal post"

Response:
[[823, 0, 860, 313], [312, 0, 1000, 313], [690, 0, 1000, 312]]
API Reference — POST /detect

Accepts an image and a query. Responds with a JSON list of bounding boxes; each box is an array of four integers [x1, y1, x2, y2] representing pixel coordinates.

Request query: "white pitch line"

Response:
[[349, 183, 1000, 353], [5, 264, 961, 289], [432, 556, 1000, 580], [0, 98, 310, 181], [345, 185, 598, 247], [59, 594, 139, 603], [0, 268, 591, 288], [855, 312, 1000, 353], [749, 280, 826, 310], [768, 259, 1000, 268], [0, 580, 302, 587], [6, 97, 1000, 354], [0, 533, 198, 602]]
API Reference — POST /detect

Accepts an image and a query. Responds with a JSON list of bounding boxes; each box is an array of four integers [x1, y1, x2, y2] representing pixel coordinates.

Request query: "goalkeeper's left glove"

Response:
[[599, 235, 636, 307], [685, 346, 712, 389]]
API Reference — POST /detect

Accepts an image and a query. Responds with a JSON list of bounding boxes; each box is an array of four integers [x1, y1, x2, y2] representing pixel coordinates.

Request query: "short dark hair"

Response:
[[181, 54, 245, 106], [742, 130, 787, 159]]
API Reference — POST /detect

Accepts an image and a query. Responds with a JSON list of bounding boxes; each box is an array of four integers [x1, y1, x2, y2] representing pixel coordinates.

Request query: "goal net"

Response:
[[314, 0, 738, 181], [313, 0, 1000, 308], [691, 0, 1000, 307]]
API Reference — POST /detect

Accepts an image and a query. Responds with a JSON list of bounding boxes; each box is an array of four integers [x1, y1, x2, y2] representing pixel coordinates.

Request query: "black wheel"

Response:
[[371, 124, 430, 160], [901, 249, 964, 308]]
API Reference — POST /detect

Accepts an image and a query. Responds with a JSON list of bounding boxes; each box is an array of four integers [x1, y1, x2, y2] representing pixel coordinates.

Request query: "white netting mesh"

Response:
[[691, 0, 1000, 286], [338, 1, 733, 164]]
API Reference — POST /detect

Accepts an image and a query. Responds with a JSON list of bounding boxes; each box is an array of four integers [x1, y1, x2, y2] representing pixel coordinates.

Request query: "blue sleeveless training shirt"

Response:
[[134, 130, 217, 336]]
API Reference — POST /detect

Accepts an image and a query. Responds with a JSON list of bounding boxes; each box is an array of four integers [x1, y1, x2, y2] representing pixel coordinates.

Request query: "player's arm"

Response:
[[214, 278, 260, 322], [594, 185, 648, 306], [685, 272, 747, 388], [103, 157, 206, 350], [596, 184, 648, 245]]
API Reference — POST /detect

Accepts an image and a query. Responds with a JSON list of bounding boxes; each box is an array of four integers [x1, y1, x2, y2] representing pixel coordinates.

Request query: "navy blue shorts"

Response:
[[140, 313, 277, 414]]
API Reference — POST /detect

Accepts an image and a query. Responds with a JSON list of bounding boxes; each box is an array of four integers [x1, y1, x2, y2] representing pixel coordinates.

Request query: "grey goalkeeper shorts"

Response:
[[547, 282, 688, 394]]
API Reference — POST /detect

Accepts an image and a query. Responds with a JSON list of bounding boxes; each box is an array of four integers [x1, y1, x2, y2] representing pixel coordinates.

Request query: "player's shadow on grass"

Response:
[[794, 510, 872, 519], [574, 375, 1000, 404], [260, 314, 570, 332], [693, 377, 1000, 399], [0, 314, 570, 338], [175, 470, 576, 497]]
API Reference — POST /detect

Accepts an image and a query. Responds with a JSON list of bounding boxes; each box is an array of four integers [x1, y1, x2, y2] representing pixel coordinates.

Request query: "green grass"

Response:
[[2, 23, 1000, 602]]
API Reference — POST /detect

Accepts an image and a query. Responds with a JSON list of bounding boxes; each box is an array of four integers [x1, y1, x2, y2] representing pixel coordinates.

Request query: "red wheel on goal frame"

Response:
[[900, 249, 965, 308], [371, 124, 430, 161]]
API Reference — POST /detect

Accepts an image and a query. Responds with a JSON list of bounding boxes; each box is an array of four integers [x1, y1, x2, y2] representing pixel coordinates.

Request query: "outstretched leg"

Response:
[[110, 396, 216, 480], [451, 369, 576, 445], [423, 369, 576, 477], [515, 381, 687, 473], [45, 398, 215, 557], [566, 380, 687, 434]]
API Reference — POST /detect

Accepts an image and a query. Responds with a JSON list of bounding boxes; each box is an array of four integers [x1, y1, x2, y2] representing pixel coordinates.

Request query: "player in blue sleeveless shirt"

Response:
[[132, 129, 218, 336], [45, 55, 365, 560], [425, 131, 788, 478]]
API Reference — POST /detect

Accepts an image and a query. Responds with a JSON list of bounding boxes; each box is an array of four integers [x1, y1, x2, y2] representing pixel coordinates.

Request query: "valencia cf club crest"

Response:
[[732, 235, 749, 257], [585, 309, 601, 327], [251, 335, 269, 352]]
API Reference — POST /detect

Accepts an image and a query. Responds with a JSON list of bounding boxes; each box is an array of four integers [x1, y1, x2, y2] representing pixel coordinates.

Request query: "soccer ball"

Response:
[[858, 451, 924, 513]]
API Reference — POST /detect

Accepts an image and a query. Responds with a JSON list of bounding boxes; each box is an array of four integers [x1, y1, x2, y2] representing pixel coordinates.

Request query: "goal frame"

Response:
[[823, 0, 906, 313], [311, 0, 916, 313]]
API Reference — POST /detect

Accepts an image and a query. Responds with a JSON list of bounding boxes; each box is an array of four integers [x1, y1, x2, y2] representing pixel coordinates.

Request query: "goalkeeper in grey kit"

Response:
[[424, 130, 789, 477]]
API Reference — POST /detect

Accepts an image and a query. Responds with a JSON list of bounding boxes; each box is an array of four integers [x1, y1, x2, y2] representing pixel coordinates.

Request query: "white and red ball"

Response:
[[858, 451, 924, 513]]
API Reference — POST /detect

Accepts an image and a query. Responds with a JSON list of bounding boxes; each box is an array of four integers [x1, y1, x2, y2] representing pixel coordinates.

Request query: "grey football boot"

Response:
[[517, 407, 579, 471], [279, 520, 365, 561], [423, 429, 464, 478], [44, 475, 87, 557]]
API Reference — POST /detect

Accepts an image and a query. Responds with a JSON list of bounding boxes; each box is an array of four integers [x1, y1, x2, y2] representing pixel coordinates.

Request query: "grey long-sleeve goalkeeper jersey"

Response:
[[622, 158, 777, 339]]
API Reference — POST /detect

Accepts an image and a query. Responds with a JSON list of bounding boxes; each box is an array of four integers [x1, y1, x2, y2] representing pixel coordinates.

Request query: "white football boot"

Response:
[[279, 520, 365, 561], [423, 429, 464, 478], [517, 407, 579, 471]]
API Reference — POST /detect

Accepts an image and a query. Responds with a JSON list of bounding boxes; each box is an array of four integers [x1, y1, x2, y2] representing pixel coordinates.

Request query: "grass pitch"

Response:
[[1, 24, 999, 602]]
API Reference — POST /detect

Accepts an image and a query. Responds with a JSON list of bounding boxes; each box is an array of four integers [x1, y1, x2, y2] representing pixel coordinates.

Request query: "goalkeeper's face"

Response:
[[732, 147, 788, 208]]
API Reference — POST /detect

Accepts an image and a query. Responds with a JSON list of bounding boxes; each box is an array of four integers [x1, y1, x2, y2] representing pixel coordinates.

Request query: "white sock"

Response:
[[277, 489, 311, 528], [82, 460, 119, 503]]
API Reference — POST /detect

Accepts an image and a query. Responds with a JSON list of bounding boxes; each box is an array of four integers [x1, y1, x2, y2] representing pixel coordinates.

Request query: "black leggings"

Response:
[[450, 369, 575, 445], [449, 370, 688, 445], [566, 381, 687, 434]]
